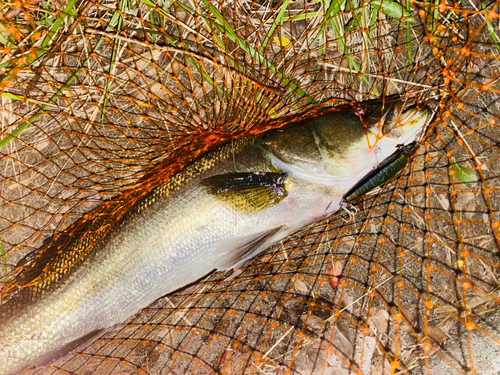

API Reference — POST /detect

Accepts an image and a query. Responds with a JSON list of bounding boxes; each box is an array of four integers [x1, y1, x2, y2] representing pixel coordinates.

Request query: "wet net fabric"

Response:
[[1, 0, 500, 373]]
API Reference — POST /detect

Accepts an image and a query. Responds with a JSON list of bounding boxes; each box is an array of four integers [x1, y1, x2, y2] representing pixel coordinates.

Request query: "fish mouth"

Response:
[[382, 105, 432, 145], [405, 106, 432, 144]]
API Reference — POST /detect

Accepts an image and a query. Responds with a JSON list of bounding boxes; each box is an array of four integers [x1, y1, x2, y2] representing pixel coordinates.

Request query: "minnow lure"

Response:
[[344, 142, 420, 203]]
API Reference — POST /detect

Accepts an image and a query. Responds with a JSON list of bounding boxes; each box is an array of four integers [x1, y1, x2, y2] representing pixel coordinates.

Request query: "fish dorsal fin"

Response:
[[2, 235, 71, 300], [1, 220, 93, 300], [201, 172, 288, 213], [214, 226, 284, 271]]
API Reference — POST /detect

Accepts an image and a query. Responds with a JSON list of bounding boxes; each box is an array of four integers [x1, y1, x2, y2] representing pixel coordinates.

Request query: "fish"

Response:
[[0, 97, 431, 374]]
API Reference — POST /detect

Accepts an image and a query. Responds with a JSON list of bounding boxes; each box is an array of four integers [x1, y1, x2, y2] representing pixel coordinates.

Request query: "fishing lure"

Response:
[[343, 141, 420, 203]]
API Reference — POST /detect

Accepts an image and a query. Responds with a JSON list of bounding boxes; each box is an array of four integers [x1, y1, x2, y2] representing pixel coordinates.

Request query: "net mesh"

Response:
[[1, 0, 500, 373]]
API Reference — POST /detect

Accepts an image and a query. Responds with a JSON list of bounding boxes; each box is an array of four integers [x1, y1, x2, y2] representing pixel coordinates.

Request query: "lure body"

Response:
[[0, 99, 431, 374], [344, 142, 419, 202]]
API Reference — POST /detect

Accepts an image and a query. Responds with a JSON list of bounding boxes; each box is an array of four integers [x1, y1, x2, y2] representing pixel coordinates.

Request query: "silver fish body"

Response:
[[0, 99, 431, 374]]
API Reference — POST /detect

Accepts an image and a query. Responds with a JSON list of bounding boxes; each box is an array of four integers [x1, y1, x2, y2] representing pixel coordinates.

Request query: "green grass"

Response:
[[135, 0, 318, 112], [0, 0, 472, 149], [0, 237, 7, 304], [0, 0, 79, 82], [481, 0, 500, 54], [0, 0, 80, 149], [101, 0, 129, 123], [0, 0, 145, 149], [259, 0, 291, 54]]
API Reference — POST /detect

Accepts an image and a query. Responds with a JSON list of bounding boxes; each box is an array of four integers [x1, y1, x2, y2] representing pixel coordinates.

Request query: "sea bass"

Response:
[[0, 98, 431, 374]]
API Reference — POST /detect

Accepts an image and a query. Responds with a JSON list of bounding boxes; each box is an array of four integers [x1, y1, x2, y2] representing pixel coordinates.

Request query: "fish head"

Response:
[[358, 100, 433, 171], [260, 99, 432, 189], [367, 100, 431, 155]]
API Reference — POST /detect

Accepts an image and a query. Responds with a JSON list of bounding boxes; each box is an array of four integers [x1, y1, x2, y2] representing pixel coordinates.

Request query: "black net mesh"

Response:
[[1, 0, 500, 373]]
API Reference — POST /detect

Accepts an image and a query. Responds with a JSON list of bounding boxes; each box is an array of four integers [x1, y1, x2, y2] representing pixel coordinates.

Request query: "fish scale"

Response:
[[0, 98, 431, 374]]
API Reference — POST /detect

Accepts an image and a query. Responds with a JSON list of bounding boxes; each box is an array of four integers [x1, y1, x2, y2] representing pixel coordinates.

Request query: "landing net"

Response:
[[1, 0, 500, 373]]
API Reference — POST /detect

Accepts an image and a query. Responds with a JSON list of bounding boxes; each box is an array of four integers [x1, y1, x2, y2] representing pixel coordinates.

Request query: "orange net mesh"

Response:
[[1, 0, 500, 373]]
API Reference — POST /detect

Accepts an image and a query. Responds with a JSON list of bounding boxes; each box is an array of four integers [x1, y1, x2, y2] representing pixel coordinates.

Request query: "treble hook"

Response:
[[340, 201, 358, 223]]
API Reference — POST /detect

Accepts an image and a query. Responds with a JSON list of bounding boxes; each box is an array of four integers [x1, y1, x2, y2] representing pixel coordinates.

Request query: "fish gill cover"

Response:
[[0, 0, 499, 374]]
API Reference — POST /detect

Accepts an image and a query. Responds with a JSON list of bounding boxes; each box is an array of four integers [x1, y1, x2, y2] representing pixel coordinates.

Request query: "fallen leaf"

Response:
[[328, 261, 343, 289], [369, 307, 390, 335], [451, 158, 478, 183], [221, 351, 253, 375], [301, 314, 327, 333], [434, 193, 450, 211], [399, 303, 414, 324], [293, 278, 310, 294], [371, 0, 414, 22], [4, 0, 43, 20], [426, 325, 448, 344], [273, 36, 292, 49]]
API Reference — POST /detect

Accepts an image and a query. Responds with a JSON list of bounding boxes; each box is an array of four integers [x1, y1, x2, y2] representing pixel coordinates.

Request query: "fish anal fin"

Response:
[[34, 328, 106, 370], [201, 172, 288, 214], [214, 226, 284, 271]]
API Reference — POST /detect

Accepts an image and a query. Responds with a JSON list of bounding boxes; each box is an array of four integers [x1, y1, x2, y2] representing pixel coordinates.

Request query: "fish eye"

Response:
[[360, 103, 387, 125], [360, 106, 375, 118]]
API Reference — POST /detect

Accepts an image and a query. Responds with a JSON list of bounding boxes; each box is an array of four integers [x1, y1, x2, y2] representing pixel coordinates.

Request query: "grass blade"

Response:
[[101, 0, 128, 123], [145, 0, 316, 103], [259, 0, 291, 53], [0, 36, 109, 149], [481, 0, 500, 54]]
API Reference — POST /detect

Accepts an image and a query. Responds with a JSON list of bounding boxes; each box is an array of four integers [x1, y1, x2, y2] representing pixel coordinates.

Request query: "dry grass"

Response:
[[1, 0, 500, 374]]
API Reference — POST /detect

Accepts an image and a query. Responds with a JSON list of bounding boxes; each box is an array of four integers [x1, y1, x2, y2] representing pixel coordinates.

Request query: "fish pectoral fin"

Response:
[[33, 328, 106, 370], [214, 226, 285, 271], [201, 172, 288, 213]]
